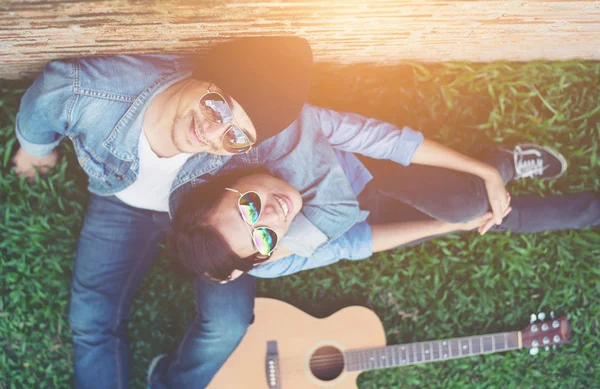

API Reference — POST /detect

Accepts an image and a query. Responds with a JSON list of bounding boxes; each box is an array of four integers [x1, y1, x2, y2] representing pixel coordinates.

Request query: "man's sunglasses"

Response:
[[199, 87, 254, 154], [225, 188, 279, 257]]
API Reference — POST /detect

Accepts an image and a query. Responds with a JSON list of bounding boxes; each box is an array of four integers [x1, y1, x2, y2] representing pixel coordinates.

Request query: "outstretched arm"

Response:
[[315, 104, 510, 226], [369, 208, 506, 253], [315, 104, 424, 166], [249, 209, 508, 279]]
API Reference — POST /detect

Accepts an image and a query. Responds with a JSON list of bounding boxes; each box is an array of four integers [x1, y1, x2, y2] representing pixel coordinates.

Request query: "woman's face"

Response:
[[209, 173, 303, 259]]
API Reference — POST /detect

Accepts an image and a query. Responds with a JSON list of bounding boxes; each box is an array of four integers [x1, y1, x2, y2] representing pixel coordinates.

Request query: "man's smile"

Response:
[[189, 116, 207, 146]]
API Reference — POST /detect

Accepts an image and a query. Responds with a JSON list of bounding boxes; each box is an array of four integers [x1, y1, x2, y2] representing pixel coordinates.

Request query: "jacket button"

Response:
[[115, 175, 123, 181]]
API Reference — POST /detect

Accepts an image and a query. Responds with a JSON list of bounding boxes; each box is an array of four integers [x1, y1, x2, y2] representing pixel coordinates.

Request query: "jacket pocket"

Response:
[[71, 135, 110, 180]]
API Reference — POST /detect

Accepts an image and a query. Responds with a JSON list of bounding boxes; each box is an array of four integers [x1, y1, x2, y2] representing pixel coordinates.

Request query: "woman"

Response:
[[170, 146, 600, 282]]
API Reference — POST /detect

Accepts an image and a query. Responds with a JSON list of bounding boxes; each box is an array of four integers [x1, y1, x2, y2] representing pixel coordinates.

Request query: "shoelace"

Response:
[[514, 146, 549, 178]]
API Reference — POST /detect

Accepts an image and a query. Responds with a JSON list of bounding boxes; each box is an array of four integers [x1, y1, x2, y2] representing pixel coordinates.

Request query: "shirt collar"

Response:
[[101, 70, 193, 162]]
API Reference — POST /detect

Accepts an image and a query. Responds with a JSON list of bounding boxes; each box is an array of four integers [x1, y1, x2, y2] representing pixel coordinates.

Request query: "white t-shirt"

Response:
[[115, 130, 191, 212]]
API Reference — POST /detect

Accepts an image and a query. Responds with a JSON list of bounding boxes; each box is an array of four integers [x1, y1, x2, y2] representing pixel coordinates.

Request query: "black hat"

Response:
[[192, 36, 313, 144]]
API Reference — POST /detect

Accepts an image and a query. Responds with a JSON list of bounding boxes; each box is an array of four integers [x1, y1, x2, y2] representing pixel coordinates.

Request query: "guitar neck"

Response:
[[344, 331, 521, 372]]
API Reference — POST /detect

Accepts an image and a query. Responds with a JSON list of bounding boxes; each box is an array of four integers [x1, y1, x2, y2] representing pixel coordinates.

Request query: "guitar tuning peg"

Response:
[[530, 314, 537, 323], [538, 312, 546, 321], [529, 347, 539, 356], [550, 311, 555, 319], [553, 335, 561, 343]]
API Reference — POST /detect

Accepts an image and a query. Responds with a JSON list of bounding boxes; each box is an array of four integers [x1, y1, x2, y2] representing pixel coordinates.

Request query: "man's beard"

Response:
[[170, 122, 187, 154], [169, 113, 194, 154], [170, 112, 220, 154]]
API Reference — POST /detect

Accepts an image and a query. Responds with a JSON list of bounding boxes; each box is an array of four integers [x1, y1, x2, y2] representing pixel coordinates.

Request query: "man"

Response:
[[14, 36, 561, 388], [13, 37, 315, 389]]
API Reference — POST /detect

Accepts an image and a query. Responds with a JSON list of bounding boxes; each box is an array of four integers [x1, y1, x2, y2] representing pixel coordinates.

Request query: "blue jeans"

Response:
[[359, 151, 600, 232], [68, 195, 256, 389]]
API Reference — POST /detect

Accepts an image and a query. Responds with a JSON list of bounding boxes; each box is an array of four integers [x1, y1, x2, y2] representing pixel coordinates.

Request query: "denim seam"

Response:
[[72, 137, 119, 180], [112, 231, 158, 389], [374, 187, 439, 219], [74, 88, 137, 103], [65, 62, 79, 135], [169, 161, 219, 193], [168, 316, 199, 374], [72, 145, 106, 180], [514, 206, 523, 231]]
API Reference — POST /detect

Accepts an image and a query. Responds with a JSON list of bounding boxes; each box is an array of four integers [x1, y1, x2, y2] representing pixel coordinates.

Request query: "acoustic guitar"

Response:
[[207, 298, 570, 389]]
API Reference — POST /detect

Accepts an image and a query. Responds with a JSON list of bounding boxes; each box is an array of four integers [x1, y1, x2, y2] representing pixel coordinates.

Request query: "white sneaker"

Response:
[[147, 353, 168, 388], [509, 143, 567, 180]]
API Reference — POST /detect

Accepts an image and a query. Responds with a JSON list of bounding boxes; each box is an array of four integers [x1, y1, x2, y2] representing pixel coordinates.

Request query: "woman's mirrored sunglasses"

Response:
[[225, 188, 279, 256]]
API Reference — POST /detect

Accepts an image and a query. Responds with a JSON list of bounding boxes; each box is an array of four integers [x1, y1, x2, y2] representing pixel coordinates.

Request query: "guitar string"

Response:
[[267, 338, 522, 378], [305, 345, 512, 365], [293, 346, 476, 363], [275, 341, 522, 377], [297, 350, 521, 375], [268, 336, 520, 372], [291, 349, 460, 364], [304, 353, 432, 366], [282, 352, 429, 367], [277, 349, 506, 377], [271, 355, 440, 377], [291, 338, 516, 365], [281, 344, 514, 368], [306, 353, 450, 367]]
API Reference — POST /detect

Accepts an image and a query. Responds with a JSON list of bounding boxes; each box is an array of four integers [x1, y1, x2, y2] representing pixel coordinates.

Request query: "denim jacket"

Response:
[[16, 55, 423, 257]]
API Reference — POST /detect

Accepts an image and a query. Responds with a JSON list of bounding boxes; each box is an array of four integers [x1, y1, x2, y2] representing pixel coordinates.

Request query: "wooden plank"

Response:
[[1, 0, 600, 79]]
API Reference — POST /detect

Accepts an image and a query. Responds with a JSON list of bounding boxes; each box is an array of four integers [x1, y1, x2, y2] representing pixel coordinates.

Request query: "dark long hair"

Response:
[[169, 168, 269, 281]]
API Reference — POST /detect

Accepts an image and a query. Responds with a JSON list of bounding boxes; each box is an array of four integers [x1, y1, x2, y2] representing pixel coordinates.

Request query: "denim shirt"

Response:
[[248, 221, 373, 278], [249, 151, 375, 278], [16, 54, 423, 257]]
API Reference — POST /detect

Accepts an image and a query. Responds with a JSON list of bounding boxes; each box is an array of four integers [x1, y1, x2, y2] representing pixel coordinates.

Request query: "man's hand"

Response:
[[483, 170, 511, 225], [12, 147, 59, 181]]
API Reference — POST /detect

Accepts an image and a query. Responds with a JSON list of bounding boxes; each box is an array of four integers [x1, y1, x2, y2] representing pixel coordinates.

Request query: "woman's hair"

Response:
[[169, 168, 270, 281]]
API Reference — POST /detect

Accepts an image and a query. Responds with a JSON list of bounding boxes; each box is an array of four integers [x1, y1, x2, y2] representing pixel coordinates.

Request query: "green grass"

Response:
[[1, 61, 599, 388]]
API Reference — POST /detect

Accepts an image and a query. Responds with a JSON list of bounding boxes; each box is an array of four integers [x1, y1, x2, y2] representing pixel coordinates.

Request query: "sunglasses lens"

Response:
[[199, 93, 233, 124], [252, 228, 278, 256], [223, 126, 252, 154], [239, 192, 261, 225]]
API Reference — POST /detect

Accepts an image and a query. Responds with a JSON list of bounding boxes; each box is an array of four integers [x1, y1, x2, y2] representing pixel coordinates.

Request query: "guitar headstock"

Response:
[[520, 311, 570, 355]]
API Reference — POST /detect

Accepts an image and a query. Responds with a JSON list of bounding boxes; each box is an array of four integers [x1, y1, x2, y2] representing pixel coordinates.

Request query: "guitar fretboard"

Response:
[[344, 331, 520, 372]]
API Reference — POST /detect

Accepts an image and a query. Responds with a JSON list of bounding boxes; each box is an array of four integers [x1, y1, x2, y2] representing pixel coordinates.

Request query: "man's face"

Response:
[[170, 80, 257, 155]]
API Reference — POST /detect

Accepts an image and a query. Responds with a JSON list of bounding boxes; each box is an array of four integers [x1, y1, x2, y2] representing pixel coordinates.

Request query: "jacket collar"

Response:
[[101, 71, 192, 161]]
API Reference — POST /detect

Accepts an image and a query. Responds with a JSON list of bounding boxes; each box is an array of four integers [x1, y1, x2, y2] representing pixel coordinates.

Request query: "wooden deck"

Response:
[[1, 0, 600, 79]]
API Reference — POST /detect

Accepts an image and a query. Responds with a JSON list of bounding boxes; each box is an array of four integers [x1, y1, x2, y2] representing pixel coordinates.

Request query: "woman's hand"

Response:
[[453, 204, 512, 234], [410, 139, 512, 226], [483, 170, 511, 225]]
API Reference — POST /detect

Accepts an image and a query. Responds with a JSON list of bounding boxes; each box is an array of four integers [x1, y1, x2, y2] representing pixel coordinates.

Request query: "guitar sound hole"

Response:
[[309, 346, 344, 381]]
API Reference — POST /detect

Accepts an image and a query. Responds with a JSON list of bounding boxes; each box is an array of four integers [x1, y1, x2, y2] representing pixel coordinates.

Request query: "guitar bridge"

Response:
[[266, 340, 281, 389]]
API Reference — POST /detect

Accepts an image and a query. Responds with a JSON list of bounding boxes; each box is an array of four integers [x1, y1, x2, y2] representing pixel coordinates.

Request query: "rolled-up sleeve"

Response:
[[314, 104, 424, 166], [249, 222, 373, 278], [16, 60, 74, 158], [389, 126, 424, 166]]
